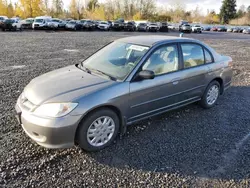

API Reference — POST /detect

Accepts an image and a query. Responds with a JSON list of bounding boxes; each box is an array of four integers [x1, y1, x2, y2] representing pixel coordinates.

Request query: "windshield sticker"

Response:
[[128, 45, 149, 52]]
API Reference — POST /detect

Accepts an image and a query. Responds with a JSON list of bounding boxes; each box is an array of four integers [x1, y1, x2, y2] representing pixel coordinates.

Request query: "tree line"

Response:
[[0, 0, 249, 25]]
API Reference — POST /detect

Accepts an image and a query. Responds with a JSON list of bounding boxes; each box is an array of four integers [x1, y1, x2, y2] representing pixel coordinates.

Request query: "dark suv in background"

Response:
[[113, 18, 125, 31], [159, 22, 168, 32], [124, 21, 136, 31]]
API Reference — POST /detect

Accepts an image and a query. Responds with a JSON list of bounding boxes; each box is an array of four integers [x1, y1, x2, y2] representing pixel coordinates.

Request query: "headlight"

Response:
[[33, 103, 78, 118]]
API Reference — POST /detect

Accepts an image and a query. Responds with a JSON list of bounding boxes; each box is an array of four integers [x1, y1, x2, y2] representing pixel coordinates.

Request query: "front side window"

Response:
[[82, 42, 149, 80], [181, 44, 205, 68], [142, 45, 179, 75]]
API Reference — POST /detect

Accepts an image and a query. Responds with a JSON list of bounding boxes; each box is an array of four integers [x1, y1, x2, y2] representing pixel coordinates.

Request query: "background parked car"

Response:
[[203, 26, 211, 31], [180, 24, 192, 33], [113, 18, 125, 31], [137, 23, 147, 31], [159, 22, 168, 32], [124, 21, 136, 31], [211, 27, 218, 31], [217, 26, 227, 32], [147, 23, 158, 32], [168, 24, 176, 30], [0, 16, 8, 28], [47, 18, 61, 30], [21, 18, 34, 29], [97, 21, 110, 31], [179, 20, 188, 31], [243, 28, 250, 34], [2, 18, 23, 31], [227, 27, 233, 32], [58, 20, 67, 29], [65, 20, 82, 31], [233, 27, 240, 33], [32, 16, 52, 30], [192, 25, 202, 33], [82, 20, 95, 31]]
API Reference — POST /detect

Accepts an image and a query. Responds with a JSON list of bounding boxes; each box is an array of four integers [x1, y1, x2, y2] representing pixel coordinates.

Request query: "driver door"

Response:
[[128, 44, 184, 122]]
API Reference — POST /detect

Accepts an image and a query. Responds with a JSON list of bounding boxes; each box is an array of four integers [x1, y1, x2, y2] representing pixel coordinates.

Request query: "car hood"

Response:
[[24, 65, 111, 105]]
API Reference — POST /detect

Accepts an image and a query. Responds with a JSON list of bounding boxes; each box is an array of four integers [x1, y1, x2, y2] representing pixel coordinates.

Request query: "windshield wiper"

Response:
[[91, 69, 117, 81], [79, 64, 92, 74]]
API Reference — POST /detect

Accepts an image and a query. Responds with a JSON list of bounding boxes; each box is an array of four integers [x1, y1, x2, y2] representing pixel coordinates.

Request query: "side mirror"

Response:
[[137, 70, 155, 80]]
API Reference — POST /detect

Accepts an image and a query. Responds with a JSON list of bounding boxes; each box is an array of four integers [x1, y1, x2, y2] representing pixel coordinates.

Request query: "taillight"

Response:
[[228, 61, 233, 68]]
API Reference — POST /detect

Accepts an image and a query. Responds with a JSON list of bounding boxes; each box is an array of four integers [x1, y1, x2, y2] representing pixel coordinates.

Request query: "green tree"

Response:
[[87, 0, 99, 12], [52, 0, 63, 17], [219, 0, 237, 24]]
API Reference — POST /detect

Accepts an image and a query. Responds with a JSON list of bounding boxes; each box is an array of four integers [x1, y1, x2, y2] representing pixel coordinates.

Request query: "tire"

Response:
[[76, 108, 120, 151], [200, 81, 220, 109]]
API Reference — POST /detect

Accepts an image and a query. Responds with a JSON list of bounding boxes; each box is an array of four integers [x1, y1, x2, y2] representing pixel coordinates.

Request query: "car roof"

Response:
[[116, 35, 197, 46]]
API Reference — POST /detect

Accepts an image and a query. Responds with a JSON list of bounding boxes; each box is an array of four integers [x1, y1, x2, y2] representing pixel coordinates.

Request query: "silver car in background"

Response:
[[15, 36, 233, 151]]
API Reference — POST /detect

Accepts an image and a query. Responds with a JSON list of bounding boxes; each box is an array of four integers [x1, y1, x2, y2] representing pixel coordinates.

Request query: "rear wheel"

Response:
[[76, 108, 120, 151], [200, 81, 220, 109]]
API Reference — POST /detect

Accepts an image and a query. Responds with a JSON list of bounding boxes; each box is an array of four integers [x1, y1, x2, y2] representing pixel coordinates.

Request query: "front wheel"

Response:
[[200, 81, 220, 109], [76, 108, 120, 151]]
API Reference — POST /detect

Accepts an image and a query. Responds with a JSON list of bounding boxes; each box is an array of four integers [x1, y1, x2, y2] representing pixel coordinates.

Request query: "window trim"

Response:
[[179, 42, 214, 70], [203, 48, 214, 64], [133, 43, 181, 78]]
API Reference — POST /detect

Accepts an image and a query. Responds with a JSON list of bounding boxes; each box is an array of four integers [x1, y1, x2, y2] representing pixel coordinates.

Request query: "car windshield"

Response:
[[139, 23, 146, 26], [5, 19, 15, 23], [35, 19, 44, 23], [52, 19, 60, 22], [69, 21, 76, 24], [150, 23, 157, 26], [81, 42, 149, 81], [26, 19, 33, 23], [100, 22, 107, 24], [194, 25, 200, 27]]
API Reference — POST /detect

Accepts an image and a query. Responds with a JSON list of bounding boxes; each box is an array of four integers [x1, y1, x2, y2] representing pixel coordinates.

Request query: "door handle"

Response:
[[171, 78, 181, 85]]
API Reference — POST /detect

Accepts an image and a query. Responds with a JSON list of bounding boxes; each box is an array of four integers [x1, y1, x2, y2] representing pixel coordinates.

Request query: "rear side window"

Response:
[[181, 44, 204, 68], [204, 49, 213, 63]]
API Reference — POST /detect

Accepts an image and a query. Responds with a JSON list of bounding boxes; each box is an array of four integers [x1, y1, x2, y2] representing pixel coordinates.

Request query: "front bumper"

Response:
[[15, 103, 82, 149]]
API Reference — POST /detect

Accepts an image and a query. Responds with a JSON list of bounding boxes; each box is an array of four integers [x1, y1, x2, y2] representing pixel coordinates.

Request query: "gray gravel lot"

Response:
[[0, 31, 250, 187]]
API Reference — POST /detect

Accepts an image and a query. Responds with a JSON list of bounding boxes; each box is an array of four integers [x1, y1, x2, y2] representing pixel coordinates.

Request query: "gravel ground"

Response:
[[0, 31, 250, 187]]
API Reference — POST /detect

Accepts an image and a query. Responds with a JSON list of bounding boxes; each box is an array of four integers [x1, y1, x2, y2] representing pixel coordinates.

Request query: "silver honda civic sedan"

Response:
[[15, 36, 233, 151]]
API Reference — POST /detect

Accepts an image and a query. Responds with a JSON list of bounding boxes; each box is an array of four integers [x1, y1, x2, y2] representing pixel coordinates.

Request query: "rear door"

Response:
[[176, 43, 210, 100]]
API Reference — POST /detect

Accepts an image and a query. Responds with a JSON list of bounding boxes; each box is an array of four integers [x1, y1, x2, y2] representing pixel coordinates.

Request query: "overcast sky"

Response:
[[12, 0, 250, 14]]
